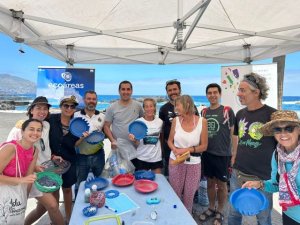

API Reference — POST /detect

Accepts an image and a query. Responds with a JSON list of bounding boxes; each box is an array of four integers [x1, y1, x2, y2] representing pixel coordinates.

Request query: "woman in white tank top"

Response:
[[168, 95, 208, 213]]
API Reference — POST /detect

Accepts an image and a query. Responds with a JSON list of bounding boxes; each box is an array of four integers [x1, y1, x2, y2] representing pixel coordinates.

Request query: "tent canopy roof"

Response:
[[0, 0, 300, 65]]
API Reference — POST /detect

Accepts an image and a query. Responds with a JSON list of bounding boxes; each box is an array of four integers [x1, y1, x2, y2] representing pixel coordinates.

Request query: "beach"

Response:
[[0, 111, 283, 224]]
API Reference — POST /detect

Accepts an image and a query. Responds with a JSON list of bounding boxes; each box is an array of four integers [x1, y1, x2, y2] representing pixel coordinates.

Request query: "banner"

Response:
[[221, 64, 278, 113], [36, 67, 95, 108]]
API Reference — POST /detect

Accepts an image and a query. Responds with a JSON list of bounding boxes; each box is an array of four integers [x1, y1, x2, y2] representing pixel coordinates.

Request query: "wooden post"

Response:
[[272, 55, 285, 110]]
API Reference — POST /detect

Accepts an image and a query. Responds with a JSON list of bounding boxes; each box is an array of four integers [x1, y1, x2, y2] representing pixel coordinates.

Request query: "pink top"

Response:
[[1, 140, 34, 177]]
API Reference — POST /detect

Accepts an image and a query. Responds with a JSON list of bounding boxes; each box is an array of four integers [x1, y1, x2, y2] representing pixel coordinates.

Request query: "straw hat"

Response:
[[261, 110, 300, 136]]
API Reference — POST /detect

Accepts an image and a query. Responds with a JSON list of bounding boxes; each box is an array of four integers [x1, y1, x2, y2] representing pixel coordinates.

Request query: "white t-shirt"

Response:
[[170, 116, 202, 164], [7, 120, 51, 164], [136, 117, 163, 162]]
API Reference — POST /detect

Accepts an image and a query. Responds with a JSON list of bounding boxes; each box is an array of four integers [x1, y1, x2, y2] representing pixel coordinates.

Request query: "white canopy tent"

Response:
[[0, 0, 300, 65]]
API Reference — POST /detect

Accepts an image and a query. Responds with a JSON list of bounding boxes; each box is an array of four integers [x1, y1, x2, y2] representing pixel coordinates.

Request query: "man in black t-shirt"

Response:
[[200, 83, 236, 224], [159, 79, 182, 176], [228, 73, 277, 225]]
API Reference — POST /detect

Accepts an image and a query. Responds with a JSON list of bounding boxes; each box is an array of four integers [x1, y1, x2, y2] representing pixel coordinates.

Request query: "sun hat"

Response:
[[29, 96, 51, 109], [260, 110, 300, 136], [60, 95, 78, 106]]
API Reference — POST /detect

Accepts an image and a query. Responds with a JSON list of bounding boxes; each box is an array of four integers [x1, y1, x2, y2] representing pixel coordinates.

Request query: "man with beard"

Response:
[[159, 79, 198, 176], [74, 90, 105, 194]]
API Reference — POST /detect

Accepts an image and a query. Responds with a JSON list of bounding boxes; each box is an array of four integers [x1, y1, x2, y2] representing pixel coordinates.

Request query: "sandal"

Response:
[[199, 208, 215, 222], [213, 211, 224, 225]]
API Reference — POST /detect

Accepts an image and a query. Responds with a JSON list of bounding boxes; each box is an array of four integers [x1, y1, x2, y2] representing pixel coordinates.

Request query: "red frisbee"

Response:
[[112, 174, 135, 187], [134, 179, 158, 193]]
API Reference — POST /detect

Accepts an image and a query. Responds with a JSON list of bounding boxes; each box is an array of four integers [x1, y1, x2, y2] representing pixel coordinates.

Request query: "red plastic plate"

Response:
[[134, 179, 158, 193], [112, 174, 135, 187]]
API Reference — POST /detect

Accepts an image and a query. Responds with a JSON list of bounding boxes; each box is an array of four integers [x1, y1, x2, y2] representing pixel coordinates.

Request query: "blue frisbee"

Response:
[[128, 120, 148, 140], [85, 177, 109, 191], [134, 170, 156, 181], [85, 131, 105, 144], [69, 117, 90, 138], [229, 188, 269, 216]]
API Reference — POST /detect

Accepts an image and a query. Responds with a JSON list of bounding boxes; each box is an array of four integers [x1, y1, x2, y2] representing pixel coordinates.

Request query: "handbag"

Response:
[[0, 144, 28, 225]]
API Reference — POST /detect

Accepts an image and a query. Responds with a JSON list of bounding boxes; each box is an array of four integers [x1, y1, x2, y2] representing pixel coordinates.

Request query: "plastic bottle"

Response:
[[109, 152, 120, 177], [89, 184, 105, 208], [84, 188, 91, 203]]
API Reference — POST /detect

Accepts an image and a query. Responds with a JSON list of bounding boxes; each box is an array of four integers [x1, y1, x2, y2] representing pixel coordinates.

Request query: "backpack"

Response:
[[201, 106, 231, 128]]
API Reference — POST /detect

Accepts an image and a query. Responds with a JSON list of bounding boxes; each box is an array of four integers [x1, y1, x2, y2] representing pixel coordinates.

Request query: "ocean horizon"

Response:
[[10, 94, 300, 115]]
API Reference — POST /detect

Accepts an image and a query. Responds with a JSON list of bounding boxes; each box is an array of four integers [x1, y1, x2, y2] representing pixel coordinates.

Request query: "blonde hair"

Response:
[[175, 95, 195, 115], [143, 98, 157, 115]]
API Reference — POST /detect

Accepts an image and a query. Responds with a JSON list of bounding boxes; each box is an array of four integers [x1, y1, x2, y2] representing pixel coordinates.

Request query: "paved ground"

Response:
[[1, 111, 283, 225]]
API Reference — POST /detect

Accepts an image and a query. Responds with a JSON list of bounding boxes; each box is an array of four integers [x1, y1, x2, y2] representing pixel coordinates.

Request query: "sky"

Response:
[[0, 33, 299, 96]]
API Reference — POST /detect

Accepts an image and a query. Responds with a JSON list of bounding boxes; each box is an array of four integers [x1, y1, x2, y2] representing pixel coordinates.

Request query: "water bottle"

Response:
[[109, 152, 120, 177], [84, 188, 91, 203]]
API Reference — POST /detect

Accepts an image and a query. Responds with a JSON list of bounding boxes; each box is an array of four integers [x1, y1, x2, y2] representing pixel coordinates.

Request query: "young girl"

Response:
[[129, 98, 163, 174], [7, 96, 64, 225], [0, 119, 41, 225]]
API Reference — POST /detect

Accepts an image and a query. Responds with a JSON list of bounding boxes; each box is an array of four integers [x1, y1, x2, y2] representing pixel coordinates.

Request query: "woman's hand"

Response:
[[35, 165, 45, 172], [52, 155, 63, 162], [242, 181, 261, 189], [128, 133, 136, 142], [20, 174, 37, 184]]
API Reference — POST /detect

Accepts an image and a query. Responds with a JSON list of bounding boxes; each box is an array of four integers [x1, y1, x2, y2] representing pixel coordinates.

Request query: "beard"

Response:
[[86, 103, 96, 111]]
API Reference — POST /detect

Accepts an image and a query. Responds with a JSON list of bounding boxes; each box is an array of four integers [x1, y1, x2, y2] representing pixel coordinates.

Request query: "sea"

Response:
[[13, 95, 300, 116]]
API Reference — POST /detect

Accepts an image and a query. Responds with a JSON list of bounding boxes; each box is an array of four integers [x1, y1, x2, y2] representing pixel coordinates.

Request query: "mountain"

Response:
[[0, 74, 36, 95]]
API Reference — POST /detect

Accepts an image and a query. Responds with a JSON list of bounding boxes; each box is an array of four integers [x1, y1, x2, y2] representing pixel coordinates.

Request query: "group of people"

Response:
[[0, 74, 299, 225]]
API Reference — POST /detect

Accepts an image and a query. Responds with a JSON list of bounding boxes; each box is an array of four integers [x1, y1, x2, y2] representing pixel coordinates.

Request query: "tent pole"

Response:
[[273, 55, 285, 110]]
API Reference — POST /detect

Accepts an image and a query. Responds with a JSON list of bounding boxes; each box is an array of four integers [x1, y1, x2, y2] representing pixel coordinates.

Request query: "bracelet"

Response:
[[193, 146, 196, 153]]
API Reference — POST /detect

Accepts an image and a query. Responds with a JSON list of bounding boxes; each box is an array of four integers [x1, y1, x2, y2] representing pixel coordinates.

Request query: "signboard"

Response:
[[221, 64, 278, 113], [36, 67, 95, 108]]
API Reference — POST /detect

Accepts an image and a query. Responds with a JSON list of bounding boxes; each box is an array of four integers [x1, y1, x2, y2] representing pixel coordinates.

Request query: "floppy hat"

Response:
[[261, 110, 300, 136], [29, 96, 51, 108], [60, 95, 79, 106]]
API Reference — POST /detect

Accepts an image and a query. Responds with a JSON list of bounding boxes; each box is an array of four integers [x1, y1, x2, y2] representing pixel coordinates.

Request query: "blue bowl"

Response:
[[82, 205, 98, 217], [85, 131, 105, 144], [70, 117, 90, 138], [85, 177, 109, 191], [134, 170, 155, 181], [229, 188, 269, 216], [128, 120, 148, 140]]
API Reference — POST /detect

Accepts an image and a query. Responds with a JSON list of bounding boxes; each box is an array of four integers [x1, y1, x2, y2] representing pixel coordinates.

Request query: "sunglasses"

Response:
[[244, 75, 259, 89], [273, 125, 297, 134], [166, 79, 180, 86], [62, 104, 76, 109]]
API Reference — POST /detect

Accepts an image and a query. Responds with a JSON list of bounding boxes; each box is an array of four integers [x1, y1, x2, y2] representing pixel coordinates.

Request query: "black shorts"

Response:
[[134, 158, 163, 171], [61, 163, 77, 188], [202, 152, 230, 182]]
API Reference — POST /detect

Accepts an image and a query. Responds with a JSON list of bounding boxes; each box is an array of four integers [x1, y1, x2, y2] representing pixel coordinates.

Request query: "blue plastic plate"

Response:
[[69, 117, 90, 137], [229, 188, 269, 216], [85, 131, 105, 144], [128, 120, 148, 140], [85, 177, 109, 191], [134, 170, 155, 181]]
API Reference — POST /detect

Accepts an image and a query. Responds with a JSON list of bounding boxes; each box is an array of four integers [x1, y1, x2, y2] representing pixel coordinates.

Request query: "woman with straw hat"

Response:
[[243, 110, 300, 225]]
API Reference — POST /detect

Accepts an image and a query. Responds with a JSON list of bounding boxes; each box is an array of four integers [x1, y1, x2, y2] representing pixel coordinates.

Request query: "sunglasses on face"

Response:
[[62, 104, 76, 109], [273, 125, 297, 134]]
